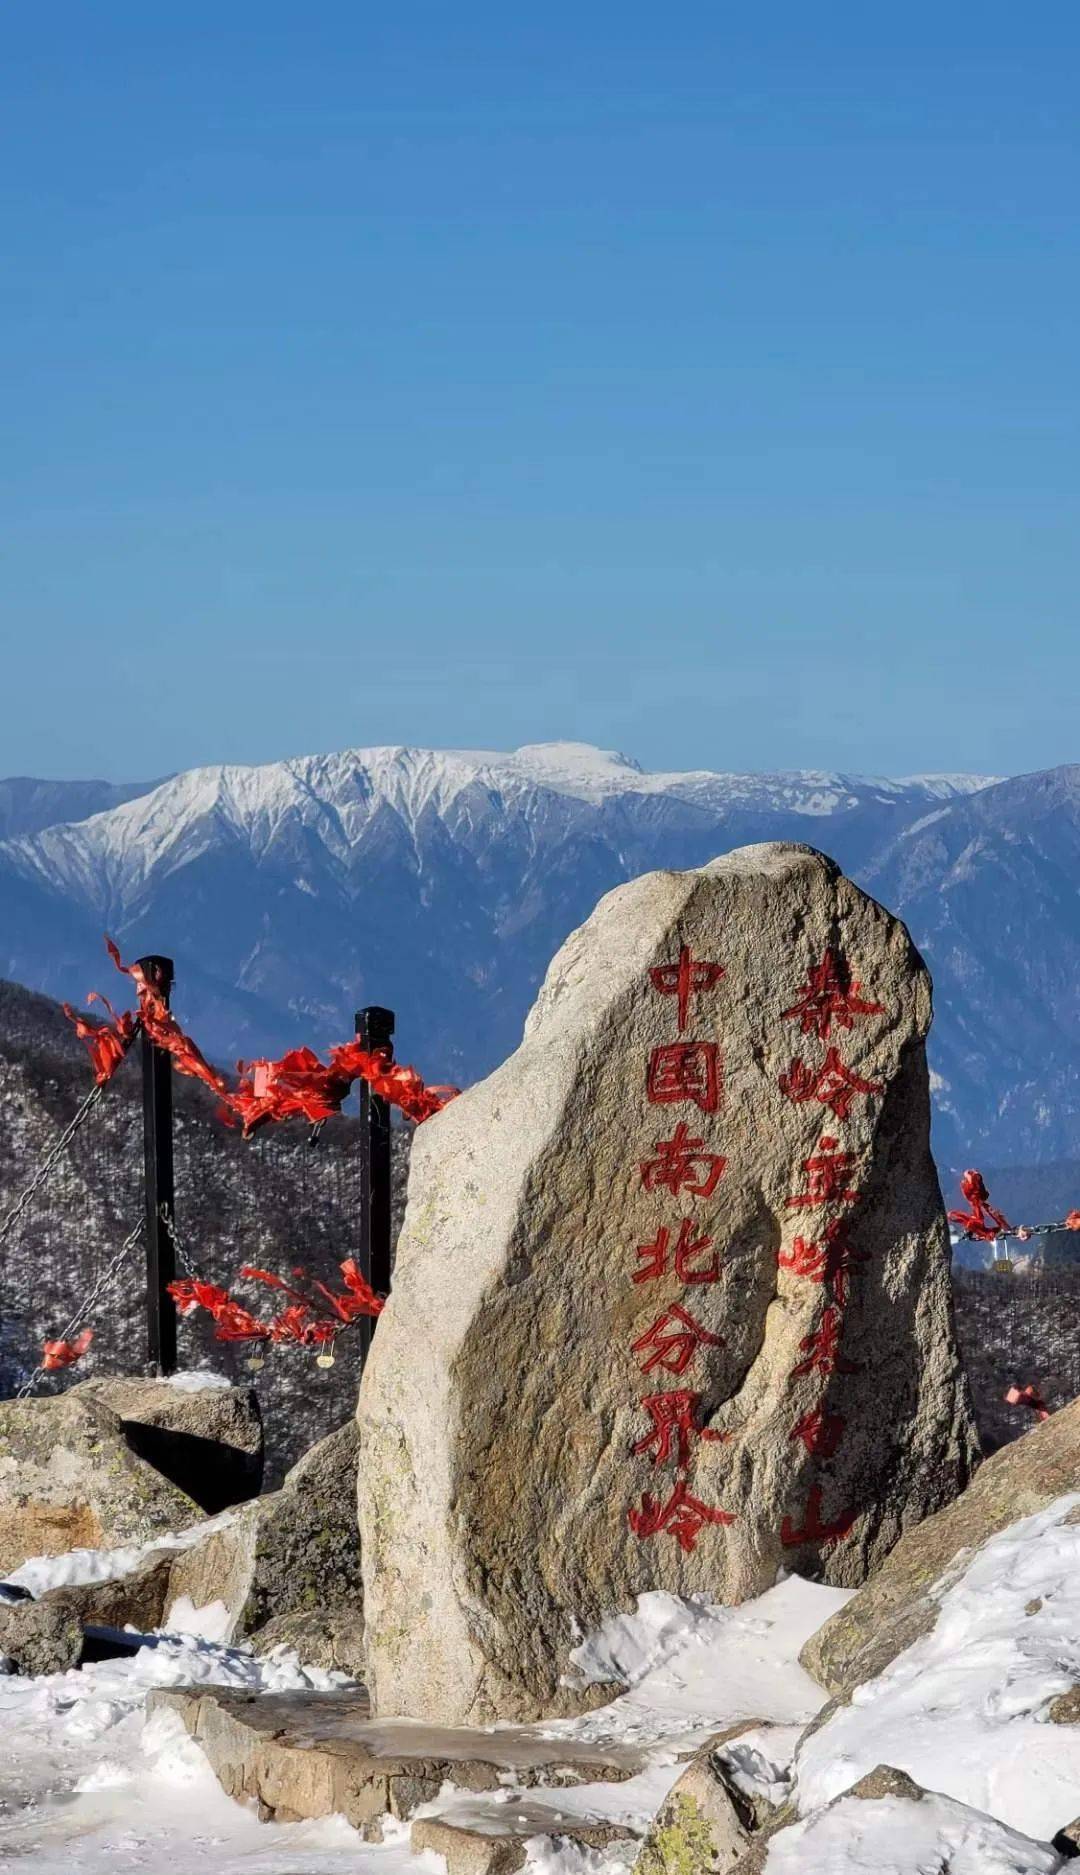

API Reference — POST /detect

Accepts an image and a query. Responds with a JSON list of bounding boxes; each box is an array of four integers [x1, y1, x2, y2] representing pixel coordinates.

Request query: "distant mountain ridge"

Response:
[[4, 739, 1078, 1167]]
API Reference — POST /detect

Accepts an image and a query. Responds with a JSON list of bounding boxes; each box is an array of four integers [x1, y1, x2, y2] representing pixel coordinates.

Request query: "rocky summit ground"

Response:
[[1, 1474, 1079, 1873]]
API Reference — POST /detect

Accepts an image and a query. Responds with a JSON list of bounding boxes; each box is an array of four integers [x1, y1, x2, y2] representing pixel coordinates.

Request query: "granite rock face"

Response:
[[166, 1421, 361, 1658], [633, 1746, 753, 1875], [359, 843, 978, 1725], [801, 1394, 1080, 1698], [74, 1375, 263, 1512], [0, 1595, 84, 1676], [0, 1390, 205, 1574]]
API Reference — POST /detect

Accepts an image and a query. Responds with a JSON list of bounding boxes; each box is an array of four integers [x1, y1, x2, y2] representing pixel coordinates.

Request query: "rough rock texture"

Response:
[[48, 1554, 174, 1634], [0, 1390, 204, 1574], [73, 1376, 263, 1511], [166, 1422, 360, 1646], [410, 1819, 634, 1875], [634, 1751, 751, 1875], [0, 1595, 84, 1676], [727, 1766, 1062, 1873], [0, 1555, 173, 1676], [249, 1604, 366, 1677], [801, 1396, 1080, 1697], [150, 1684, 648, 1838], [359, 843, 979, 1725]]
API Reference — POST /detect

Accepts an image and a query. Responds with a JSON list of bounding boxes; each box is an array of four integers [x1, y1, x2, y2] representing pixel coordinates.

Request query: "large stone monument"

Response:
[[358, 844, 979, 1725]]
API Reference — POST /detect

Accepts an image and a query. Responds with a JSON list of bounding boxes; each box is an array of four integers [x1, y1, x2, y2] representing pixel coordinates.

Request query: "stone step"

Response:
[[409, 1816, 634, 1875], [150, 1686, 650, 1839]]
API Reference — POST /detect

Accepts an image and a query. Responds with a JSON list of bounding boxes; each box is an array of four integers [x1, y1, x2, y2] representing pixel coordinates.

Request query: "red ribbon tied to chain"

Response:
[[948, 1168, 1014, 1242], [42, 1328, 93, 1371], [64, 939, 457, 1133], [169, 1258, 383, 1347]]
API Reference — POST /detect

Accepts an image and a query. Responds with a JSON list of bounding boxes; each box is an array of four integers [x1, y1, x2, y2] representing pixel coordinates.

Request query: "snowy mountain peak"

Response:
[[0, 745, 1002, 907]]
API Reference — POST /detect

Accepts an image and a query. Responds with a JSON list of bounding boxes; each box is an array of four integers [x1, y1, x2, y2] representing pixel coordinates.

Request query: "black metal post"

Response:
[[356, 1005, 395, 1363], [138, 955, 176, 1376]]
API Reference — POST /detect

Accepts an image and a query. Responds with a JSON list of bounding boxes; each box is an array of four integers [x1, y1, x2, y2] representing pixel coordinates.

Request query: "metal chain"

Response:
[[0, 1020, 140, 1254], [156, 1203, 205, 1279], [17, 1216, 145, 1399], [956, 1219, 1075, 1243], [0, 1081, 107, 1252]]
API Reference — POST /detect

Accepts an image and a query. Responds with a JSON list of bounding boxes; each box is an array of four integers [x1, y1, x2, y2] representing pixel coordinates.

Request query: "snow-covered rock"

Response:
[[744, 1766, 1063, 1875], [796, 1491, 1080, 1842]]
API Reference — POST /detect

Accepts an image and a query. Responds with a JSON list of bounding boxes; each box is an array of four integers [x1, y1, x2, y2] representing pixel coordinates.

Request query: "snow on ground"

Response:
[[6, 1509, 238, 1597], [0, 1573, 848, 1872], [796, 1493, 1080, 1844], [412, 1578, 850, 1847], [562, 1576, 849, 1743], [762, 1788, 1062, 1874], [160, 1370, 234, 1393], [7, 1516, 1079, 1873], [0, 1626, 410, 1874]]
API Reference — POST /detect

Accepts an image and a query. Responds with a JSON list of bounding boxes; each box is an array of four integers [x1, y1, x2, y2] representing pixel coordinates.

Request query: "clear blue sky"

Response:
[[3, 3, 1078, 782]]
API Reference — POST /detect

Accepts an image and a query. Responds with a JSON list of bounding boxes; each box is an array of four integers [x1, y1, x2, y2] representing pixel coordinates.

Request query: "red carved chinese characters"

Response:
[[633, 1302, 725, 1376], [790, 1306, 860, 1380], [789, 1405, 846, 1459], [649, 946, 725, 1032], [787, 1137, 860, 1210], [782, 951, 885, 1041], [627, 951, 732, 1550], [778, 1047, 883, 1121], [647, 1042, 721, 1113], [781, 1484, 856, 1548], [639, 1123, 726, 1199], [634, 1219, 721, 1286], [629, 1480, 735, 1553], [777, 1220, 869, 1309], [632, 1389, 729, 1470]]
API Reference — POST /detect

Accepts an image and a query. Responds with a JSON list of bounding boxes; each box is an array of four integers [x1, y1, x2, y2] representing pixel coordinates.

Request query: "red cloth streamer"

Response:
[[169, 1258, 383, 1349], [62, 994, 137, 1085], [42, 1328, 93, 1371], [948, 1168, 1014, 1242], [1004, 1382, 1051, 1422], [80, 938, 457, 1134]]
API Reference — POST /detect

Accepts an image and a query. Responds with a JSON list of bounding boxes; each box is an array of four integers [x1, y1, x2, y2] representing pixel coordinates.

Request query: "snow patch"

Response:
[[563, 1578, 851, 1735], [765, 1787, 1061, 1873], [796, 1492, 1080, 1842], [161, 1369, 234, 1393], [7, 1509, 236, 1597]]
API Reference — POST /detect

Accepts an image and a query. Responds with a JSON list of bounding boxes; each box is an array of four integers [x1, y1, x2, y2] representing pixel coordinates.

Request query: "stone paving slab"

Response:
[[150, 1686, 646, 1837]]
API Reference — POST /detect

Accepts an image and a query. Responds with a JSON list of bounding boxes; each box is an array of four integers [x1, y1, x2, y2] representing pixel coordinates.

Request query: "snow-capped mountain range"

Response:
[[4, 739, 1080, 1167]]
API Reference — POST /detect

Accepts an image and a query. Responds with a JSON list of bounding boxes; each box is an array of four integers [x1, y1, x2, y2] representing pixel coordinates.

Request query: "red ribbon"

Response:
[[1004, 1382, 1050, 1422], [948, 1168, 1014, 1242], [42, 1328, 93, 1371], [65, 938, 457, 1134], [61, 994, 137, 1084], [169, 1257, 383, 1347]]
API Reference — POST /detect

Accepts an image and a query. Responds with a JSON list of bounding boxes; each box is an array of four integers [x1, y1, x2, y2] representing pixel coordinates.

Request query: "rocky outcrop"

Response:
[[0, 1595, 84, 1676], [73, 1375, 263, 1512], [0, 1553, 173, 1675], [166, 1422, 361, 1665], [360, 843, 978, 1725], [0, 1389, 205, 1574], [800, 1396, 1080, 1698], [248, 1603, 366, 1676], [633, 1747, 754, 1875]]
